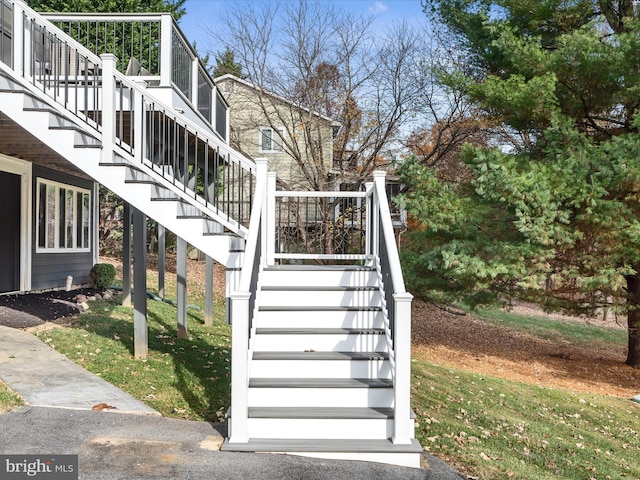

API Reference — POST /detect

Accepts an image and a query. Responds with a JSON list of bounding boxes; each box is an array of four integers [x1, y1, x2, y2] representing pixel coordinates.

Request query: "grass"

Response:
[[413, 361, 640, 479], [473, 306, 628, 348], [0, 381, 23, 414]]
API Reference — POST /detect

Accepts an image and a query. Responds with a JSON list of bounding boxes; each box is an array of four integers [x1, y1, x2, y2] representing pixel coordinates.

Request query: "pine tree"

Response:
[[212, 48, 245, 79], [401, 0, 640, 367]]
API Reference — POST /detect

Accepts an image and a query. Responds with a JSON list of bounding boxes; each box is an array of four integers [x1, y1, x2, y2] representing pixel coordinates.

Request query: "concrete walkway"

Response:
[[0, 325, 467, 480], [0, 325, 158, 414]]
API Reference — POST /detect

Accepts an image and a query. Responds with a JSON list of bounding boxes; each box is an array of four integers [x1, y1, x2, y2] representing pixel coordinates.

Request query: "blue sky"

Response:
[[178, 0, 428, 55]]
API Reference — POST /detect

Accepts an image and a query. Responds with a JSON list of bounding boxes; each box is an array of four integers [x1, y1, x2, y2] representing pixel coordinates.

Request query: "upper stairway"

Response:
[[0, 0, 254, 268]]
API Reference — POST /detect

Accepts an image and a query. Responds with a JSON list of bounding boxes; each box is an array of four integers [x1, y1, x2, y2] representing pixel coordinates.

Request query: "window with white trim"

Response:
[[36, 178, 91, 252], [259, 127, 285, 152]]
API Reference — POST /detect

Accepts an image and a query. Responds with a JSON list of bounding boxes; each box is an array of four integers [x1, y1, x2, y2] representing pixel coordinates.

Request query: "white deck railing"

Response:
[[0, 0, 255, 234], [40, 11, 228, 137]]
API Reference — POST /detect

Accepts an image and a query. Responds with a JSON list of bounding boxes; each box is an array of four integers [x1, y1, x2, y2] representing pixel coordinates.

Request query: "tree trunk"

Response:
[[625, 273, 640, 368]]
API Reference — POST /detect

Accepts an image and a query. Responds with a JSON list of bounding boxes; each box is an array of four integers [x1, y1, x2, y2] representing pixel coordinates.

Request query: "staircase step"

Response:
[[251, 351, 391, 379], [125, 167, 156, 184], [150, 184, 180, 201], [259, 306, 381, 312], [249, 406, 394, 419], [261, 285, 377, 291], [262, 265, 378, 288], [260, 291, 381, 308], [250, 378, 392, 388], [73, 131, 101, 148], [177, 201, 204, 219], [220, 438, 423, 468], [255, 328, 384, 335], [252, 328, 388, 352], [253, 351, 389, 361], [256, 308, 384, 329], [248, 378, 394, 408], [99, 154, 131, 166]]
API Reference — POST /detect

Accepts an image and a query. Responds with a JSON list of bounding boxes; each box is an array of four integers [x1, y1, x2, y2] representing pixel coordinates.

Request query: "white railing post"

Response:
[[372, 171, 386, 258], [365, 181, 374, 258], [228, 290, 251, 443], [12, 2, 24, 76], [191, 56, 199, 104], [159, 14, 172, 88], [393, 291, 414, 445], [131, 78, 147, 160], [266, 171, 276, 266], [254, 158, 269, 264], [100, 54, 117, 164]]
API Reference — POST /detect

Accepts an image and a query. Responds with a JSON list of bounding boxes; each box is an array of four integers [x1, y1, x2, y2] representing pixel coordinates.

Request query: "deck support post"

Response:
[[204, 255, 214, 327], [122, 202, 132, 307], [157, 224, 165, 299], [177, 236, 188, 339], [133, 207, 148, 359]]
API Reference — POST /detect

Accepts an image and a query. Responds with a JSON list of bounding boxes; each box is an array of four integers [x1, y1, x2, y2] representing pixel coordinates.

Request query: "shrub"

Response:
[[90, 263, 116, 290]]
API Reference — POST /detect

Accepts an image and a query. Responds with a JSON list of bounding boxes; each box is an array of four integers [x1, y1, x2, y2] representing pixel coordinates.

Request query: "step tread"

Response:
[[255, 328, 384, 335], [261, 286, 377, 291], [253, 351, 389, 361], [265, 265, 375, 272], [248, 406, 395, 419], [249, 378, 393, 388], [221, 438, 423, 454], [259, 306, 381, 312]]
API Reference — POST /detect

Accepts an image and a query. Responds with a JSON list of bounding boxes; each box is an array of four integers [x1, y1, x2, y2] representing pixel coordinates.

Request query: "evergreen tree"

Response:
[[27, 0, 185, 19], [401, 0, 640, 367], [212, 47, 245, 79]]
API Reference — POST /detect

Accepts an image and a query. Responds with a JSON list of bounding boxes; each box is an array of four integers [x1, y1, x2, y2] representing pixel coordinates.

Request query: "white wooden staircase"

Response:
[[0, 1, 422, 469], [223, 264, 422, 467]]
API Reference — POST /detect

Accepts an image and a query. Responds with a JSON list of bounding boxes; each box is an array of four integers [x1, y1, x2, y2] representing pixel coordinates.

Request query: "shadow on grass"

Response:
[[62, 298, 231, 423]]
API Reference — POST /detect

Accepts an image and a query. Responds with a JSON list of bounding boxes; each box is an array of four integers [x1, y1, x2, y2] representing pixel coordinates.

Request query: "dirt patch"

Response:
[[412, 300, 639, 398]]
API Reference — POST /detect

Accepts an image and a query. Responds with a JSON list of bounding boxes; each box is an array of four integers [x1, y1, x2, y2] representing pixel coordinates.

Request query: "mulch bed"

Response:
[[0, 288, 103, 329]]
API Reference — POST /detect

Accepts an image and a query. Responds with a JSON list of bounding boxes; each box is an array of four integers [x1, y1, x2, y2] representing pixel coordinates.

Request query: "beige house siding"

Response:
[[216, 75, 337, 191]]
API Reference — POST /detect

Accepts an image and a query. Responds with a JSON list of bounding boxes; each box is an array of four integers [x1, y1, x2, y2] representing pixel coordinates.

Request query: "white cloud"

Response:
[[370, 1, 388, 14]]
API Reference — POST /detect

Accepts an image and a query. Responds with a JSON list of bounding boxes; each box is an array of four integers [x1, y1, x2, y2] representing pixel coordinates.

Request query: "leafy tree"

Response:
[[27, 0, 185, 18], [401, 0, 640, 367], [212, 47, 245, 79]]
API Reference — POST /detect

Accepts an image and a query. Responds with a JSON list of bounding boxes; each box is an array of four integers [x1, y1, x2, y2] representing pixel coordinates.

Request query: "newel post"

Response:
[[393, 291, 414, 445], [12, 3, 24, 76], [228, 291, 251, 443], [159, 14, 173, 88], [100, 54, 117, 164]]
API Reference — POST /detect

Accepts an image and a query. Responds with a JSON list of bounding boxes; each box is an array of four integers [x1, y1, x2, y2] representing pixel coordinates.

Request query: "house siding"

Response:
[[30, 165, 96, 291], [218, 77, 336, 190]]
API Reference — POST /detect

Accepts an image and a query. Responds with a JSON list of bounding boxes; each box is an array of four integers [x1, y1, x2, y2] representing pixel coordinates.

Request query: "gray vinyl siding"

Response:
[[31, 165, 96, 291]]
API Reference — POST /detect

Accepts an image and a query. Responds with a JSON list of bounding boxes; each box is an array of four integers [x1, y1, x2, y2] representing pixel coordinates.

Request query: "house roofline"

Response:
[[215, 74, 341, 127]]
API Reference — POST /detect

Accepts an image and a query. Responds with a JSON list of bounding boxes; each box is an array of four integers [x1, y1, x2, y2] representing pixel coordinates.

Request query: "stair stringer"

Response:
[[0, 86, 243, 268]]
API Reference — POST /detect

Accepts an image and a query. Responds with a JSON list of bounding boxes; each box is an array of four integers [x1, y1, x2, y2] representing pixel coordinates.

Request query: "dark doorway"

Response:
[[0, 171, 20, 293]]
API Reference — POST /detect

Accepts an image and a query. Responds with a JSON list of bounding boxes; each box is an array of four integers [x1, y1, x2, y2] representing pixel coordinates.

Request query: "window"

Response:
[[259, 127, 285, 152], [36, 178, 91, 252]]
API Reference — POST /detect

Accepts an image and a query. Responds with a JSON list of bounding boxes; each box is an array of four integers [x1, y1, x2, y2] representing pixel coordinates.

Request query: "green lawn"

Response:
[[473, 306, 627, 348], [412, 361, 640, 479]]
